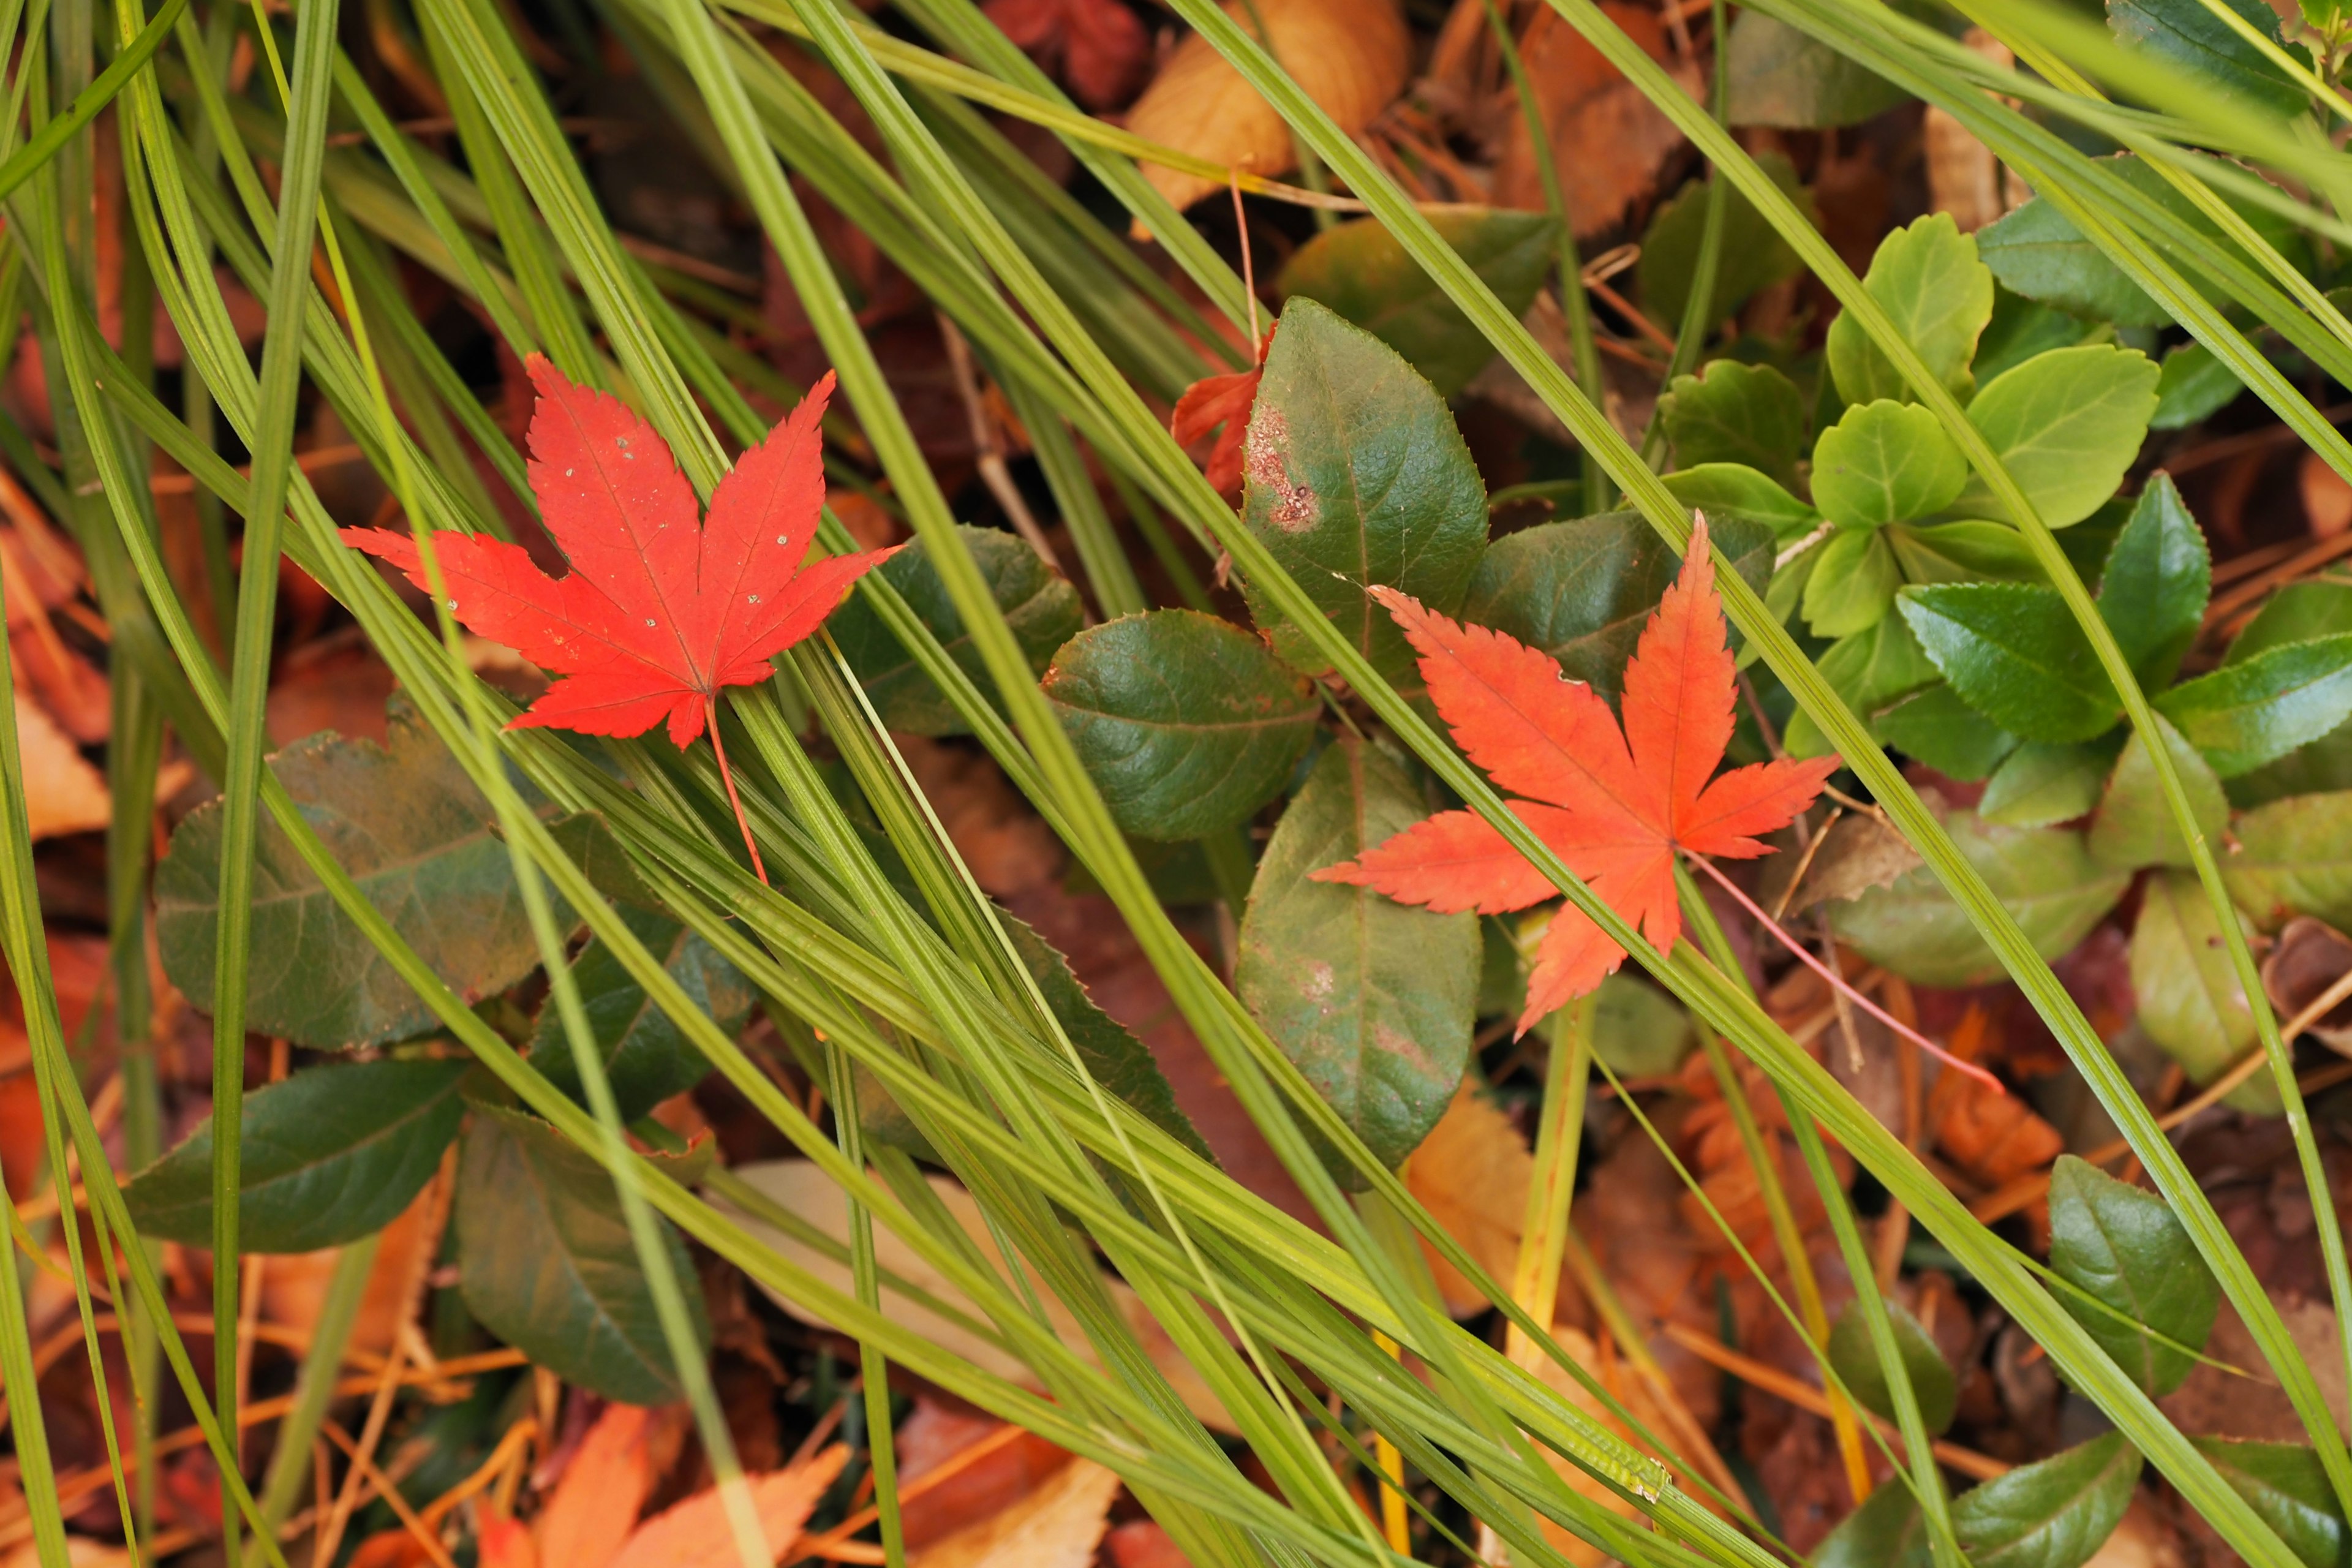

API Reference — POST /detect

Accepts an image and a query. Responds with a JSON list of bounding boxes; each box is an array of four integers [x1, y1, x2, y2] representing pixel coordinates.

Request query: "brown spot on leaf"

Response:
[[1245, 408, 1318, 532]]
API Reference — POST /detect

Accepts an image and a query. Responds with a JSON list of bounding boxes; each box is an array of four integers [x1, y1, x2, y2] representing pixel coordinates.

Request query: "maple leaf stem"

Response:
[[1682, 851, 2007, 1095], [706, 696, 771, 888]]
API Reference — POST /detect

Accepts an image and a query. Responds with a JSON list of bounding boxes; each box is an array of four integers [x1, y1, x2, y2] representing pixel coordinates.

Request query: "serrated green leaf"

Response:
[[1804, 527, 1903, 637], [1830, 806, 2126, 986], [2130, 870, 2278, 1113], [1241, 299, 1488, 682], [2099, 475, 2211, 690], [2109, 0, 2306, 118], [2049, 1154, 2220, 1397], [124, 1059, 467, 1253], [2087, 714, 2228, 870], [1637, 152, 1812, 325], [456, 1106, 709, 1404], [1877, 684, 2021, 781], [2228, 581, 2352, 665], [1951, 1431, 2143, 1568], [1901, 583, 2120, 742], [1235, 737, 1479, 1174], [2191, 1439, 2350, 1568], [1828, 1297, 1958, 1434], [2223, 791, 2352, 930], [532, 902, 753, 1122], [1277, 208, 1555, 398], [1812, 400, 1970, 530], [1660, 361, 1807, 487], [1826, 213, 1995, 405], [1725, 10, 1912, 126], [1980, 739, 2119, 827], [155, 708, 554, 1050], [2151, 341, 2244, 430], [1661, 462, 1821, 544], [1044, 609, 1319, 841], [2157, 635, 2352, 777], [828, 524, 1084, 737], [1956, 345, 2161, 529]]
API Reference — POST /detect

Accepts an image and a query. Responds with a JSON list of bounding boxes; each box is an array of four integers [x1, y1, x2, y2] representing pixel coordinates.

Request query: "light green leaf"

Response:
[[1980, 740, 2118, 827], [1277, 208, 1555, 398], [2049, 1154, 2220, 1398], [1660, 361, 1807, 487], [2098, 474, 2211, 689], [2223, 791, 2352, 930], [1637, 152, 1813, 326], [1884, 521, 2046, 586], [2130, 870, 2277, 1113], [1959, 344, 2162, 528], [1828, 1297, 1958, 1434], [532, 902, 753, 1122], [1900, 583, 2120, 742], [155, 708, 554, 1050], [2087, 714, 2228, 870], [1591, 972, 1693, 1077], [1830, 806, 2127, 986], [1044, 609, 1320, 840], [1242, 299, 1488, 681], [124, 1060, 467, 1253], [1951, 1432, 2143, 1568], [1785, 616, 1942, 758], [2151, 341, 2244, 430], [2191, 1439, 2350, 1568], [1812, 400, 1969, 530], [2157, 635, 2352, 777], [1236, 737, 1479, 1174], [1661, 462, 1821, 544], [1826, 213, 1995, 405], [828, 524, 1084, 737], [1877, 683, 2021, 781], [1725, 11, 1911, 126], [456, 1107, 709, 1405], [1804, 527, 1902, 638]]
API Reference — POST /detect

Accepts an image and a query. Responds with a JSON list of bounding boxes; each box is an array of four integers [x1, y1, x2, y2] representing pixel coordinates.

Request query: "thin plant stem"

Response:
[[708, 695, 772, 886]]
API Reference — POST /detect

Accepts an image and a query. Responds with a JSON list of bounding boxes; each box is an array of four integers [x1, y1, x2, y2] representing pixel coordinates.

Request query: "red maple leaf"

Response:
[[1315, 518, 1839, 1035], [342, 355, 899, 881], [1171, 323, 1275, 500], [984, 0, 1151, 109]]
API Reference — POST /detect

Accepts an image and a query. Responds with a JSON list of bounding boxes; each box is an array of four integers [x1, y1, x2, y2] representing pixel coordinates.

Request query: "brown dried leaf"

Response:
[[1404, 1082, 1531, 1316], [12, 690, 107, 841], [908, 1458, 1123, 1568], [2262, 916, 2352, 1052], [1125, 0, 1411, 213], [1490, 3, 1696, 241], [608, 1446, 850, 1568], [1760, 812, 1922, 919], [1929, 1010, 2062, 1189]]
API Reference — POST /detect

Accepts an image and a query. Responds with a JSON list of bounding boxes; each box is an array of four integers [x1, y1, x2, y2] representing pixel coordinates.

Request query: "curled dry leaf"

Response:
[[2262, 916, 2352, 1053], [1929, 1008, 2061, 1191], [1490, 2, 1698, 241], [1125, 0, 1410, 214], [908, 1457, 1124, 1568], [12, 690, 108, 841], [609, 1445, 850, 1568], [1758, 811, 1921, 919], [1404, 1080, 1534, 1316]]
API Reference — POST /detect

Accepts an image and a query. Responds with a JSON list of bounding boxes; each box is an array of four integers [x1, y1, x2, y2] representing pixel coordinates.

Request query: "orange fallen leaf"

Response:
[[536, 1403, 662, 1568], [1929, 1008, 2059, 1190], [477, 1510, 538, 1568], [1491, 2, 1695, 241], [1404, 1082, 1533, 1316], [609, 1444, 850, 1568], [12, 690, 108, 840], [909, 1457, 1123, 1568]]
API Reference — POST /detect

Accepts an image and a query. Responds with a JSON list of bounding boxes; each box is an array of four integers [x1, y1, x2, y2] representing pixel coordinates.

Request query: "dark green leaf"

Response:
[[1804, 527, 1902, 638], [828, 524, 1084, 737], [1812, 400, 1969, 530], [124, 1059, 467, 1253], [1660, 361, 1807, 487], [2086, 715, 2227, 870], [1812, 1480, 1930, 1568], [1242, 299, 1488, 682], [1725, 11, 1911, 126], [1235, 737, 1479, 1174], [1637, 153, 1813, 325], [1877, 684, 2021, 781], [1830, 805, 2127, 985], [2223, 791, 2352, 930], [2049, 1153, 2220, 1398], [1951, 1432, 2143, 1568], [532, 903, 753, 1122], [1827, 1297, 1958, 1435], [2190, 1439, 2350, 1568], [1278, 208, 1555, 398], [1980, 740, 2119, 827], [1956, 345, 2162, 529], [2109, 0, 2305, 118], [1461, 511, 1775, 704], [2098, 474, 2211, 690], [2230, 728, 2352, 809], [2150, 341, 2244, 430], [1975, 286, 2092, 383], [1661, 463, 1821, 544], [456, 1107, 709, 1404], [1044, 609, 1319, 840], [1826, 213, 1995, 405], [2157, 635, 2352, 777], [155, 708, 554, 1050], [1900, 583, 2120, 742], [2130, 870, 2277, 1112]]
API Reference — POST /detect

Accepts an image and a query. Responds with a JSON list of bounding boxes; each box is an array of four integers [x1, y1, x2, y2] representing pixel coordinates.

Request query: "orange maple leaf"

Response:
[[1316, 517, 1839, 1034], [1170, 323, 1275, 500]]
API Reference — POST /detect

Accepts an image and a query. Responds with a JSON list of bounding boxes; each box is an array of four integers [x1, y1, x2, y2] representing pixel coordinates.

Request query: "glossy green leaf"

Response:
[[154, 708, 552, 1049], [1812, 400, 1969, 530], [2130, 871, 2278, 1114], [1828, 1297, 1958, 1434], [2157, 635, 2352, 777], [1660, 462, 1821, 544], [1461, 511, 1775, 704], [1812, 1480, 1930, 1568], [1826, 213, 1994, 405], [1660, 361, 1807, 488], [2191, 1439, 2350, 1568], [2228, 581, 2352, 665], [455, 1107, 709, 1405], [1235, 737, 1479, 1174], [1044, 609, 1319, 840], [1980, 740, 2119, 828], [2151, 341, 2244, 430], [1636, 152, 1812, 326], [1877, 683, 2021, 781], [532, 902, 754, 1122], [2098, 475, 2211, 690], [1830, 806, 2127, 986], [1901, 583, 2120, 742], [2087, 715, 2228, 870], [1725, 10, 1911, 126], [1956, 345, 2162, 529], [2109, 0, 2307, 118], [2223, 791, 2352, 931], [1884, 521, 2046, 586], [2049, 1154, 2220, 1398], [1975, 285, 2090, 382], [124, 1060, 467, 1253], [1241, 299, 1488, 681], [1804, 527, 1902, 637], [1277, 208, 1555, 399], [828, 524, 1084, 737], [1951, 1432, 2143, 1568]]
